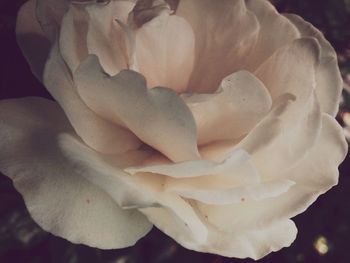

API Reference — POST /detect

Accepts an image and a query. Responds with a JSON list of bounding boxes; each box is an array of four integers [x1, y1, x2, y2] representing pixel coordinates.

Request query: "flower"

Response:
[[0, 0, 347, 259]]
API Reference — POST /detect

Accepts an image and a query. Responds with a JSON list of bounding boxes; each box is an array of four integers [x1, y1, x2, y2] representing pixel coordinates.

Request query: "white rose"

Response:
[[0, 0, 347, 259]]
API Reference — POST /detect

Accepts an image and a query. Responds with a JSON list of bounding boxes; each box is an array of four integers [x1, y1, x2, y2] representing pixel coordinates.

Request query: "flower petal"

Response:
[[201, 219, 297, 260], [59, 4, 89, 72], [284, 14, 343, 116], [238, 91, 322, 176], [141, 203, 297, 260], [74, 55, 200, 162], [85, 0, 136, 75], [169, 179, 295, 205], [255, 38, 319, 104], [176, 0, 259, 92], [36, 0, 70, 41], [58, 133, 159, 209], [0, 97, 152, 249], [243, 0, 300, 71], [182, 71, 272, 145], [16, 0, 51, 79], [44, 42, 141, 154], [140, 196, 208, 244], [196, 114, 347, 239], [135, 12, 195, 93]]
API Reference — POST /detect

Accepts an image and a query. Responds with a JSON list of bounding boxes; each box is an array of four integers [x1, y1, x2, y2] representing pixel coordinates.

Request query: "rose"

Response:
[[0, 0, 347, 259]]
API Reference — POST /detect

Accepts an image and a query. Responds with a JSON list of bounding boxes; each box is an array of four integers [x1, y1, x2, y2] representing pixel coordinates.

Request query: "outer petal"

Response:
[[182, 71, 272, 145], [44, 43, 141, 154], [135, 12, 195, 93], [16, 0, 51, 79], [59, 4, 89, 72], [243, 0, 300, 71], [284, 14, 343, 116], [0, 97, 152, 249], [58, 135, 208, 243], [141, 204, 297, 260], [36, 0, 70, 41], [74, 55, 200, 162], [176, 0, 259, 93], [196, 114, 347, 240]]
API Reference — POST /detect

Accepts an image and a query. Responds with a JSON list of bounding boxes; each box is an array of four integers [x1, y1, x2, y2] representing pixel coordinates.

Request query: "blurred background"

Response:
[[0, 0, 349, 262]]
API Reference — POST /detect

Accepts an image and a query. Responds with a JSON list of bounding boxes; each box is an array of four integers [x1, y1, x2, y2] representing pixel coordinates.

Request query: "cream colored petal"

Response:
[[0, 97, 152, 249], [135, 12, 195, 93], [176, 0, 259, 93], [243, 0, 300, 71], [140, 196, 208, 245], [85, 0, 136, 75], [183, 71, 272, 145], [169, 179, 294, 205], [255, 38, 319, 104], [16, 0, 51, 79], [59, 4, 89, 72], [284, 14, 343, 116], [58, 133, 159, 209], [196, 114, 347, 236], [74, 55, 199, 162], [201, 219, 297, 260], [44, 43, 141, 154], [57, 134, 208, 243], [36, 0, 70, 41], [141, 203, 297, 260], [238, 91, 322, 177], [127, 149, 260, 195]]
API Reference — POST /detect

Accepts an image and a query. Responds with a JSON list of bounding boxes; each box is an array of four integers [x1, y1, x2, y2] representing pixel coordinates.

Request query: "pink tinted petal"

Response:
[[183, 71, 272, 145], [243, 0, 300, 71], [44, 43, 141, 154], [176, 0, 259, 93], [74, 55, 200, 162], [284, 14, 343, 116], [135, 12, 195, 93]]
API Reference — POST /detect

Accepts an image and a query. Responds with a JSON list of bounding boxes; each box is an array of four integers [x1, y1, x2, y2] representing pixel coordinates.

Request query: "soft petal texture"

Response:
[[16, 0, 51, 79], [168, 179, 295, 205], [126, 149, 258, 181], [59, 4, 89, 72], [74, 55, 199, 162], [196, 115, 347, 238], [238, 91, 322, 177], [141, 203, 297, 260], [58, 135, 208, 243], [176, 0, 259, 92], [243, 0, 300, 71], [200, 219, 297, 260], [58, 133, 159, 209], [284, 14, 343, 116], [252, 38, 322, 175], [44, 43, 141, 154], [85, 0, 136, 75], [36, 0, 70, 41], [140, 196, 208, 244], [135, 11, 195, 93], [182, 71, 272, 145], [0, 97, 152, 249]]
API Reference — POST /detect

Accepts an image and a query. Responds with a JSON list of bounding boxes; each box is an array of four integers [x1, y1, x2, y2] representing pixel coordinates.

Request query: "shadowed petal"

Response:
[[0, 97, 152, 249]]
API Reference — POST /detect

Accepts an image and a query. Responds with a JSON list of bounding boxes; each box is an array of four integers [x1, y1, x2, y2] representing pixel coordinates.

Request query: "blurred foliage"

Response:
[[0, 0, 350, 263]]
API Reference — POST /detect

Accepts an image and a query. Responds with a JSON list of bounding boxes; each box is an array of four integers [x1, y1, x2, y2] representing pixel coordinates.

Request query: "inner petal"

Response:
[[182, 71, 272, 145], [134, 11, 195, 93]]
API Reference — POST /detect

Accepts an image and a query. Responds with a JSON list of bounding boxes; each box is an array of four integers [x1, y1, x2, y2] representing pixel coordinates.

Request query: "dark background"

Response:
[[0, 0, 350, 262]]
